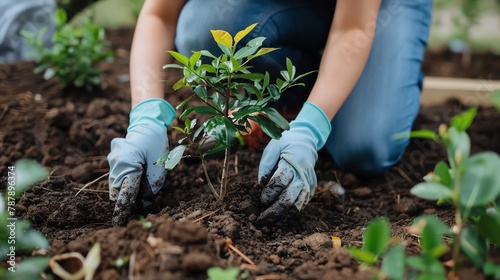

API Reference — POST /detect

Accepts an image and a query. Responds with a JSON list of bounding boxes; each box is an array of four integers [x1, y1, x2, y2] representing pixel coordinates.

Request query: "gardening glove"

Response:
[[107, 98, 175, 226], [257, 102, 331, 225]]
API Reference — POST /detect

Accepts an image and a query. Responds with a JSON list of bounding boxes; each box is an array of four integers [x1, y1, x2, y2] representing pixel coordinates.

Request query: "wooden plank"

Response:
[[421, 77, 500, 106]]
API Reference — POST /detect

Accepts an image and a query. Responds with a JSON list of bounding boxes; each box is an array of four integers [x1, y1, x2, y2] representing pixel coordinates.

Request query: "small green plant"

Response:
[[157, 24, 313, 201], [22, 8, 113, 91], [0, 160, 50, 279], [351, 107, 500, 279]]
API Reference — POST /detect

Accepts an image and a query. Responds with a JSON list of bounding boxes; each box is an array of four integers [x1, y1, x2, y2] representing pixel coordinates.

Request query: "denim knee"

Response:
[[326, 130, 409, 177]]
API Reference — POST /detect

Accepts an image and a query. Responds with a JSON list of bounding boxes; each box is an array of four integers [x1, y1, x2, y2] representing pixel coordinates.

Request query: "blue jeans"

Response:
[[176, 0, 433, 176]]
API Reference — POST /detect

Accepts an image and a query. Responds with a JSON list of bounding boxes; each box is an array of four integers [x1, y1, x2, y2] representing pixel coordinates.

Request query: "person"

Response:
[[0, 0, 56, 64], [107, 0, 432, 226]]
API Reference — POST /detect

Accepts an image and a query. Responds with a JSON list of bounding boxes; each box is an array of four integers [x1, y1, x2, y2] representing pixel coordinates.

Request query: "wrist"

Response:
[[129, 98, 176, 131], [292, 102, 332, 150]]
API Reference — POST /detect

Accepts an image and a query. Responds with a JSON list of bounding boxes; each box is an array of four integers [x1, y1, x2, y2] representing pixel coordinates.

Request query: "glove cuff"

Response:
[[293, 102, 332, 150], [129, 98, 176, 131]]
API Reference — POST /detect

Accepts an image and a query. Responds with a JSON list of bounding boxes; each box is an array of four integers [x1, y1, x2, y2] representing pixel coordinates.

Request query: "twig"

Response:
[[75, 172, 109, 197], [191, 210, 219, 223], [234, 152, 239, 175], [397, 167, 416, 186], [128, 251, 136, 280], [227, 243, 255, 266], [0, 105, 9, 122]]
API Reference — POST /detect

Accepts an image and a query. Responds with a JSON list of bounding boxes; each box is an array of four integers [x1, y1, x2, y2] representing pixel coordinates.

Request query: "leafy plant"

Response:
[[351, 107, 500, 278], [0, 160, 50, 279], [22, 8, 114, 91], [157, 24, 314, 201], [349, 216, 450, 280]]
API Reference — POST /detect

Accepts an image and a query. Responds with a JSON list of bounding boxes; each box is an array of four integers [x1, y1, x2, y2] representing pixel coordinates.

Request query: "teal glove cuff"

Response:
[[129, 98, 176, 131], [293, 102, 332, 150]]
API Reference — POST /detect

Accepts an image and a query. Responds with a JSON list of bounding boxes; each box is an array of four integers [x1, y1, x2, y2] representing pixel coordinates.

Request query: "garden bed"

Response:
[[1, 28, 500, 279]]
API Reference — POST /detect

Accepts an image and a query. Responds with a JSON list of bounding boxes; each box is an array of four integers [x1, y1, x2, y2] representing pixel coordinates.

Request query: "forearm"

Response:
[[307, 0, 381, 120], [130, 0, 186, 107]]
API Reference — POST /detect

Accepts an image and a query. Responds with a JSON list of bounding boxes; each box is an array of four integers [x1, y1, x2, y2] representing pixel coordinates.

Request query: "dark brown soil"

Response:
[[1, 28, 499, 279]]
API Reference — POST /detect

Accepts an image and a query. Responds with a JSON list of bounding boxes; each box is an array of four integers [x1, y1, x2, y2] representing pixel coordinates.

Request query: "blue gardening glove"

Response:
[[107, 98, 175, 226], [257, 102, 331, 225]]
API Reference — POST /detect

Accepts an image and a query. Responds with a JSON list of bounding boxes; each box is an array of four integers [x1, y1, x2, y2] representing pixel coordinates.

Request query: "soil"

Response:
[[1, 28, 500, 279]]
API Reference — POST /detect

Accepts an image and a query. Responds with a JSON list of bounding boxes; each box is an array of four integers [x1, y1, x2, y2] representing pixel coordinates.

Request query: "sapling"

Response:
[[157, 24, 314, 201]]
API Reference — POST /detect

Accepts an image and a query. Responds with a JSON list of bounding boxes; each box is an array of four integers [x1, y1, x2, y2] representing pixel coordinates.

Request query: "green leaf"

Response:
[[381, 244, 405, 280], [232, 106, 262, 119], [233, 73, 265, 81], [193, 106, 221, 115], [234, 23, 257, 45], [417, 216, 449, 258], [249, 115, 281, 139], [460, 152, 500, 208], [204, 116, 233, 146], [188, 51, 202, 69], [15, 257, 49, 279], [348, 248, 377, 265], [173, 77, 187, 90], [241, 83, 262, 100], [286, 58, 296, 80], [249, 47, 279, 59], [477, 208, 500, 245], [460, 226, 487, 267], [263, 107, 290, 130], [450, 107, 477, 131], [246, 36, 266, 48], [176, 95, 194, 110], [207, 266, 239, 280], [160, 145, 187, 171], [363, 217, 390, 258], [234, 46, 259, 60], [180, 107, 196, 119], [267, 84, 280, 101], [484, 261, 500, 279], [16, 221, 50, 250], [447, 127, 470, 165], [194, 86, 208, 101], [14, 159, 49, 197], [406, 254, 445, 276], [411, 182, 453, 201], [433, 161, 451, 186], [167, 51, 189, 66], [200, 50, 217, 59], [162, 63, 184, 70], [393, 130, 439, 141]]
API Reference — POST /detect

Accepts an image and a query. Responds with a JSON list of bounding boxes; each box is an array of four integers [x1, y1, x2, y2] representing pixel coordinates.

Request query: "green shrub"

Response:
[[23, 8, 113, 91]]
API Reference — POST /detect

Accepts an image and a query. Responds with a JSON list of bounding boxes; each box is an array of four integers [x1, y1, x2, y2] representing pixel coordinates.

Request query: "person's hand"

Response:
[[107, 98, 175, 226], [257, 102, 331, 225]]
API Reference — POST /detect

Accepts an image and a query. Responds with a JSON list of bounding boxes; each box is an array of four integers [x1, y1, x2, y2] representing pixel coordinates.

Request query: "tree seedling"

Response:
[[157, 23, 314, 201], [22, 8, 113, 91]]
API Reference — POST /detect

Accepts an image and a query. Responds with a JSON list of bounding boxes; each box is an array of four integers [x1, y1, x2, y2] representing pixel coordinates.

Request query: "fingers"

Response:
[[260, 160, 294, 206], [258, 140, 282, 185], [257, 180, 306, 226], [112, 176, 141, 226]]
